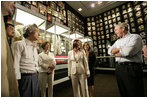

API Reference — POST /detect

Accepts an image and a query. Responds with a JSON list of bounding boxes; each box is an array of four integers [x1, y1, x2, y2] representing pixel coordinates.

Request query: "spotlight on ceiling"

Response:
[[91, 3, 95, 8], [78, 8, 82, 11]]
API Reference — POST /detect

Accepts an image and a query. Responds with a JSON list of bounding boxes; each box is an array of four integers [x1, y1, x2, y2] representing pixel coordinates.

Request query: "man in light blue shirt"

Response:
[[108, 22, 144, 97]]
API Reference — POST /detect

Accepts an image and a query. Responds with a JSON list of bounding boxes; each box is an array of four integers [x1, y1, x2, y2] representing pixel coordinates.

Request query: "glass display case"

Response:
[[14, 3, 46, 46]]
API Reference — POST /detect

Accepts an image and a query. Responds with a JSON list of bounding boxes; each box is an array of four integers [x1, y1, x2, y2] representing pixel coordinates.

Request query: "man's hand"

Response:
[[111, 48, 121, 54]]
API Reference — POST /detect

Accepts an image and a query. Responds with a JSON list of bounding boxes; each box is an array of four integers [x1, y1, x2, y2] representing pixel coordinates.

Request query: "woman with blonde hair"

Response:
[[83, 42, 96, 97]]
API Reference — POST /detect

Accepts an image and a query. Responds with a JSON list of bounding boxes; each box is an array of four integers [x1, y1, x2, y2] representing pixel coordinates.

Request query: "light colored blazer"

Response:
[[68, 50, 90, 76], [38, 52, 56, 72]]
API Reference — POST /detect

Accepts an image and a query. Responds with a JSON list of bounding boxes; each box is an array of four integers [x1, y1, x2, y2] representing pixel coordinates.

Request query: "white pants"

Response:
[[71, 74, 89, 97], [39, 72, 54, 97]]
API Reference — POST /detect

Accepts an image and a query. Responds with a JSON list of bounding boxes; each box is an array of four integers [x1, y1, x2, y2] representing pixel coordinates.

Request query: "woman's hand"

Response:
[[87, 74, 90, 78], [68, 76, 71, 79], [49, 64, 55, 69]]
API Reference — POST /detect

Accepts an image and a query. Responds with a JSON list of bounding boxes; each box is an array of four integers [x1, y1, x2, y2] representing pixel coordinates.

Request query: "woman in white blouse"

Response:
[[68, 39, 90, 97], [38, 41, 56, 97]]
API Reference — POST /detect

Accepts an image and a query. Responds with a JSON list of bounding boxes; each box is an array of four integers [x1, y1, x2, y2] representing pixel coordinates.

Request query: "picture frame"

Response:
[[31, 5, 39, 13], [32, 1, 38, 7], [47, 13, 52, 22], [38, 2, 46, 16]]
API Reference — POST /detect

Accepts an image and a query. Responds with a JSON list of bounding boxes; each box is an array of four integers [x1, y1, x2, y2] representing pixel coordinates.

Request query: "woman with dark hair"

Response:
[[38, 41, 56, 97], [83, 42, 96, 97], [68, 39, 90, 97]]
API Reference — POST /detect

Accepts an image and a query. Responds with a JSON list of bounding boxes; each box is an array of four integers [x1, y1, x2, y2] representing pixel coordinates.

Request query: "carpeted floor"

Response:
[[53, 73, 147, 97]]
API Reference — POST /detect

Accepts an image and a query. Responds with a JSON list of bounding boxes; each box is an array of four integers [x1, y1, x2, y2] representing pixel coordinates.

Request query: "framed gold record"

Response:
[[87, 18, 90, 21], [137, 18, 143, 24]]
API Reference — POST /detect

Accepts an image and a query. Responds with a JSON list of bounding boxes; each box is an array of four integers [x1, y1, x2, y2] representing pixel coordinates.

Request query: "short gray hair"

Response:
[[23, 24, 38, 38], [115, 22, 129, 31]]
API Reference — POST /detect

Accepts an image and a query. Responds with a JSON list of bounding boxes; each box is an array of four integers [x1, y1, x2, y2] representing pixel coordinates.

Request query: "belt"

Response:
[[117, 62, 141, 66], [21, 73, 38, 76]]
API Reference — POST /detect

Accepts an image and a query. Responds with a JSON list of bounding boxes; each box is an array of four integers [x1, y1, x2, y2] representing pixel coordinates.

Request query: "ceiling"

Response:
[[66, 1, 128, 17]]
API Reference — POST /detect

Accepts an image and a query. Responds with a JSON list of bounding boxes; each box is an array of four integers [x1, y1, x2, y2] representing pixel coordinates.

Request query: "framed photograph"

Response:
[[100, 23, 103, 26], [125, 19, 129, 23], [132, 28, 136, 32], [104, 17, 107, 21], [63, 10, 66, 17], [112, 10, 114, 13], [142, 39, 146, 45], [129, 12, 133, 17], [116, 8, 119, 12], [122, 5, 126, 9], [117, 17, 120, 21], [134, 5, 141, 11], [101, 31, 104, 35], [88, 27, 91, 31], [87, 18, 90, 21], [51, 1, 56, 10], [131, 23, 135, 27], [123, 10, 127, 14], [116, 12, 120, 16], [92, 27, 96, 31], [56, 5, 60, 12], [105, 21, 108, 25], [130, 18, 134, 22], [107, 11, 111, 15], [22, 1, 31, 9], [48, 8, 52, 14], [128, 8, 132, 12], [26, 1, 31, 4], [124, 14, 128, 19], [102, 35, 104, 39], [104, 13, 107, 16], [106, 34, 110, 38], [38, 2, 46, 16], [87, 23, 91, 26], [109, 20, 111, 24], [142, 1, 147, 7], [31, 5, 39, 13], [93, 36, 97, 41], [97, 24, 99, 27], [140, 32, 146, 38], [138, 25, 144, 31], [88, 32, 91, 36], [105, 25, 108, 29], [143, 8, 147, 15], [97, 32, 100, 35], [97, 28, 100, 31], [137, 18, 143, 24], [92, 22, 95, 26], [106, 30, 109, 33], [100, 27, 103, 31], [113, 18, 116, 22], [127, 3, 131, 7], [108, 16, 111, 19], [99, 15, 102, 18], [93, 31, 96, 35], [32, 1, 38, 7], [47, 13, 52, 22], [91, 17, 95, 21], [136, 11, 142, 18]]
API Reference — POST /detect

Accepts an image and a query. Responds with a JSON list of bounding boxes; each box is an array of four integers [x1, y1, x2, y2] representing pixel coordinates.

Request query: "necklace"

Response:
[[74, 51, 79, 63]]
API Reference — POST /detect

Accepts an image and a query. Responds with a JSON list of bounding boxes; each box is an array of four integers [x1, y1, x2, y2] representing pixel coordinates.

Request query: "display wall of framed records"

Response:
[[86, 1, 147, 56]]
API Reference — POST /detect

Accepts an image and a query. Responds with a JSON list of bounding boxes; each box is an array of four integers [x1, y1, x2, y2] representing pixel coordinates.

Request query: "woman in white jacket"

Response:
[[38, 41, 56, 97], [68, 39, 90, 97]]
